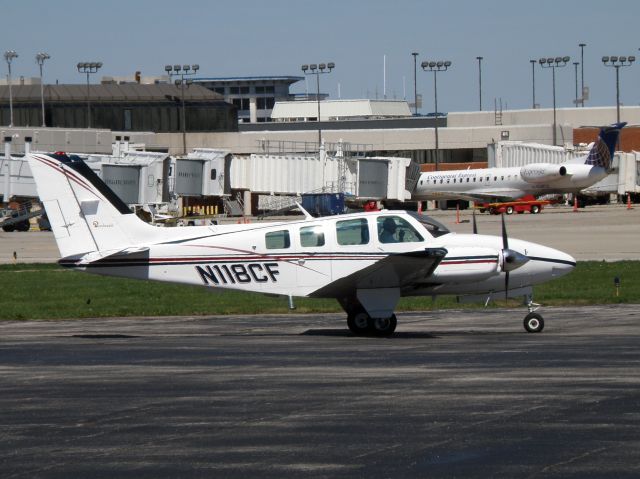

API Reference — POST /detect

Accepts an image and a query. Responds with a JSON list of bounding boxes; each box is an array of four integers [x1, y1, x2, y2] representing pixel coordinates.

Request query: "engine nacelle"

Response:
[[520, 163, 567, 184]]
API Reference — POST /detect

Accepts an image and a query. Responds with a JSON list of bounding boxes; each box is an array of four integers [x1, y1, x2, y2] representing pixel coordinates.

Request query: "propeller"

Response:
[[501, 214, 510, 300], [500, 214, 530, 301]]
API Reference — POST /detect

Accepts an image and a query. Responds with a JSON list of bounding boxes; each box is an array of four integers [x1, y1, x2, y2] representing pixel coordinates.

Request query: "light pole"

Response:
[[165, 64, 199, 155], [412, 52, 419, 115], [4, 50, 18, 127], [35, 52, 50, 127], [421, 60, 452, 170], [301, 62, 335, 147], [602, 55, 635, 124], [573, 61, 579, 108], [530, 59, 537, 108], [579, 43, 586, 106], [476, 56, 483, 111], [539, 56, 569, 146], [77, 61, 103, 128]]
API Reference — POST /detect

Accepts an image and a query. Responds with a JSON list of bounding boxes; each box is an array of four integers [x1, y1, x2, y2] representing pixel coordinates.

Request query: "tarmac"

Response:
[[1, 203, 639, 263], [1, 306, 640, 478], [1, 202, 639, 477]]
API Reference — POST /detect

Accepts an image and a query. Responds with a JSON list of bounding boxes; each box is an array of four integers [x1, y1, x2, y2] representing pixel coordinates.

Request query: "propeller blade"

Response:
[[505, 271, 510, 302], [502, 214, 509, 301], [501, 214, 508, 250], [472, 209, 478, 234]]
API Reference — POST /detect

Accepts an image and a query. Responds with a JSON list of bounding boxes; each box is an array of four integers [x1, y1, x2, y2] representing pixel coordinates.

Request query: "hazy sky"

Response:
[[3, 0, 640, 113]]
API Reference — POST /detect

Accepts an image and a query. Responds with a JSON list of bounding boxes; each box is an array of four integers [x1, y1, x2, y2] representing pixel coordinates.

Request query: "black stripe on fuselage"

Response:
[[528, 256, 576, 267]]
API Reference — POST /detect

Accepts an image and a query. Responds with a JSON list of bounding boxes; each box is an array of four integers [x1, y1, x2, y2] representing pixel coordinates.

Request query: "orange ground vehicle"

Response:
[[475, 195, 553, 215]]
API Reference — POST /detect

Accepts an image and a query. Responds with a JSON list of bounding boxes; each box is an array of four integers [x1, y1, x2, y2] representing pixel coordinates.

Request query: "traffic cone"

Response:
[[627, 194, 633, 210], [573, 196, 578, 212]]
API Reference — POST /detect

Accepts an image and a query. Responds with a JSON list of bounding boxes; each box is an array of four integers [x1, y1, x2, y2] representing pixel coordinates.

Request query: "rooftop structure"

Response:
[[193, 75, 304, 124], [271, 99, 413, 122], [0, 83, 236, 132]]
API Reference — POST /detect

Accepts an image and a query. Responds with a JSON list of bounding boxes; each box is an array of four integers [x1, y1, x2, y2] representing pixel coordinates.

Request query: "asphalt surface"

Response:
[[2, 306, 640, 478]]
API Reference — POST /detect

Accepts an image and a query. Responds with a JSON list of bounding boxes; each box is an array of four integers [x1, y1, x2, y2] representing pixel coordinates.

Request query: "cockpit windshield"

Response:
[[406, 211, 451, 238]]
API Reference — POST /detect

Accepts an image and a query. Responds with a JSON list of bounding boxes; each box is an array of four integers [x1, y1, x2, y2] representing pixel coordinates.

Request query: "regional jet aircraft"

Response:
[[413, 122, 625, 203], [28, 152, 576, 336]]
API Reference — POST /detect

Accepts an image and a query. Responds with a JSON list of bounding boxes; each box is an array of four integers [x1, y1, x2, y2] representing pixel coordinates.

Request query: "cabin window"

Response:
[[265, 229, 290, 249], [210, 169, 217, 180], [501, 176, 504, 181], [377, 216, 424, 244], [473, 178, 476, 182], [300, 226, 325, 247], [439, 179, 443, 184], [336, 218, 369, 245], [433, 180, 436, 184], [466, 178, 470, 182]]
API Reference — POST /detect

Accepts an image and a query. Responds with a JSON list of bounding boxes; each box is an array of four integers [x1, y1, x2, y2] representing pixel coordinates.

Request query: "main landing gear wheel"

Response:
[[370, 314, 397, 337], [347, 312, 397, 336], [524, 312, 544, 333], [347, 311, 371, 335]]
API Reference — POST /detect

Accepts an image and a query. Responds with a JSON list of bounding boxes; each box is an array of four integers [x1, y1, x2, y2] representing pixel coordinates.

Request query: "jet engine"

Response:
[[520, 163, 567, 184]]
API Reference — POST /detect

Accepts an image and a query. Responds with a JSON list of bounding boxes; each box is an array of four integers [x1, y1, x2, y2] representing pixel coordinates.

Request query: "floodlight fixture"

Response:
[[35, 52, 51, 126], [301, 61, 336, 151]]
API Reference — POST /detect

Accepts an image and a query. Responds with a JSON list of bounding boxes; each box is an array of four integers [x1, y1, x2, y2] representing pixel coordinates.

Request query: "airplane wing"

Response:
[[309, 247, 447, 298]]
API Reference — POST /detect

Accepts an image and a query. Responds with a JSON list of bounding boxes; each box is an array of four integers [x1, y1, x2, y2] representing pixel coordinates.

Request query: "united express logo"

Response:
[[196, 262, 279, 285]]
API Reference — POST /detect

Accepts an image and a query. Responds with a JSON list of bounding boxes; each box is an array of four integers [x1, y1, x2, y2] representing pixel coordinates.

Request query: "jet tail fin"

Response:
[[28, 152, 157, 259], [584, 122, 626, 171]]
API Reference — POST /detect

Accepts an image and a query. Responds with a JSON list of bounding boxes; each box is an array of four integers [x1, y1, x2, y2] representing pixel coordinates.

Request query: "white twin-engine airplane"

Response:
[[413, 122, 626, 202], [28, 152, 577, 337]]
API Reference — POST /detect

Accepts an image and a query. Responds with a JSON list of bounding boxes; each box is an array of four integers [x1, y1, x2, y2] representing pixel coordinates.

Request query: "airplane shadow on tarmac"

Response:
[[301, 329, 519, 339]]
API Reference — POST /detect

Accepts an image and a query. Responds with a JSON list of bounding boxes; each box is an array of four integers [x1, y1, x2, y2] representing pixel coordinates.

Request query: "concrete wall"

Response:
[[448, 106, 640, 128], [152, 123, 563, 156], [0, 127, 158, 155]]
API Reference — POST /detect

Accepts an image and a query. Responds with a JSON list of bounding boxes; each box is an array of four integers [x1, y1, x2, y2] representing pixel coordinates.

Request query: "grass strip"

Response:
[[0, 261, 637, 320]]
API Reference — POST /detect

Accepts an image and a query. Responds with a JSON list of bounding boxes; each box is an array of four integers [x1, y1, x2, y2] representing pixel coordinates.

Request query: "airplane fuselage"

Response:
[[413, 163, 608, 202], [61, 210, 575, 300]]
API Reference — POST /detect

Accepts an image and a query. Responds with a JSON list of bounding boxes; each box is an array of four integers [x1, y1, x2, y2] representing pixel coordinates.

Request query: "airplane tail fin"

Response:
[[28, 152, 157, 260], [584, 122, 626, 171]]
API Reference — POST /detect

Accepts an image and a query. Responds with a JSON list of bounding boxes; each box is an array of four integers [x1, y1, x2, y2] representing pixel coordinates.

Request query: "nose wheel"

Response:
[[524, 312, 544, 333], [523, 295, 544, 333]]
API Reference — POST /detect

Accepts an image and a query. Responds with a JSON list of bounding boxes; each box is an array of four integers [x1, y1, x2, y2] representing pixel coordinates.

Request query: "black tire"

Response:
[[531, 205, 540, 214], [524, 312, 544, 333], [347, 311, 371, 335], [369, 314, 397, 337], [505, 206, 514, 215], [16, 220, 30, 232], [2, 223, 16, 232]]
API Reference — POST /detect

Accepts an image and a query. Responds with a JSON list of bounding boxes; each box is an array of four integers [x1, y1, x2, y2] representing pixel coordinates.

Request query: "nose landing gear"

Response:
[[523, 296, 544, 333]]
